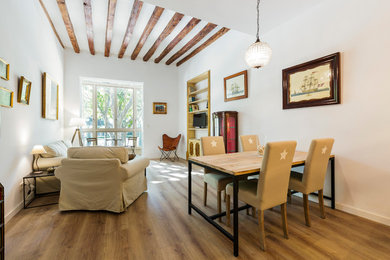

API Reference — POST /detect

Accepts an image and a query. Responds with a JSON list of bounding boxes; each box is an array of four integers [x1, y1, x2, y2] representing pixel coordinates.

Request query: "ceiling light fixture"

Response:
[[245, 0, 272, 68]]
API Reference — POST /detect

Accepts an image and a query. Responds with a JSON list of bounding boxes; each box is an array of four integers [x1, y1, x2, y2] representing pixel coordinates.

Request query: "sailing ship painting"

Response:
[[289, 63, 332, 103], [224, 70, 248, 101]]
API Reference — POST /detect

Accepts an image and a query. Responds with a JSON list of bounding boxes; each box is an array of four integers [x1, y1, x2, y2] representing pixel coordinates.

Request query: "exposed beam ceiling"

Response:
[[39, 0, 65, 49], [104, 0, 118, 57], [83, 0, 95, 55], [56, 0, 79, 53], [118, 0, 143, 59]]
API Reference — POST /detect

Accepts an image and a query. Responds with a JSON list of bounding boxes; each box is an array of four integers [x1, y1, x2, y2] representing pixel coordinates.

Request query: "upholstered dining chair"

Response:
[[240, 135, 259, 152], [200, 136, 233, 222], [288, 138, 334, 227], [226, 141, 297, 251]]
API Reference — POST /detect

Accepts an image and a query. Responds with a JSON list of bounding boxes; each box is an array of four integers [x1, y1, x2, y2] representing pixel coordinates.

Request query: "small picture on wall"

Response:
[[0, 86, 13, 108], [224, 70, 248, 102], [282, 52, 340, 109], [18, 76, 32, 105], [153, 102, 167, 114], [0, 58, 10, 81], [42, 72, 59, 120]]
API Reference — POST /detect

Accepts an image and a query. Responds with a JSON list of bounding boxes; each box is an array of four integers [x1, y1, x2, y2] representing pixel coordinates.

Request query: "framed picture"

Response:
[[224, 70, 248, 102], [0, 87, 13, 108], [282, 52, 340, 109], [42, 73, 59, 120], [153, 102, 167, 114], [18, 76, 32, 105], [0, 58, 10, 81]]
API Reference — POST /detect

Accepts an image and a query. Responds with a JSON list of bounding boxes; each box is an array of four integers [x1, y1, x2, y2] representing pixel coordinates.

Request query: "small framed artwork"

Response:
[[42, 73, 59, 120], [224, 70, 248, 102], [282, 52, 340, 109], [0, 58, 10, 81], [18, 76, 32, 105], [0, 87, 13, 108], [153, 102, 167, 114]]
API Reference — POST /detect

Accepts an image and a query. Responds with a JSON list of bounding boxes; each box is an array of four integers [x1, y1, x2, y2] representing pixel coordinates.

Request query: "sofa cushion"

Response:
[[41, 140, 68, 158], [68, 146, 129, 164]]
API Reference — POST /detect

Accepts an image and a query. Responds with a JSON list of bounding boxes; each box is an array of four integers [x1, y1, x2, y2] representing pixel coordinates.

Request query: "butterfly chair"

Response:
[[226, 141, 297, 251], [288, 138, 334, 227], [158, 134, 181, 161]]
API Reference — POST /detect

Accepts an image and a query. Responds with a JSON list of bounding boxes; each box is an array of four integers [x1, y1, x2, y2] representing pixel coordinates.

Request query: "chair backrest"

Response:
[[257, 141, 297, 210], [201, 136, 226, 156], [302, 138, 334, 192], [240, 135, 259, 152], [162, 134, 181, 150]]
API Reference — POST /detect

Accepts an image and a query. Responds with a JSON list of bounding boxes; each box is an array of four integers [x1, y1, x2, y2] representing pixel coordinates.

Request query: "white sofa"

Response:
[[55, 146, 149, 213]]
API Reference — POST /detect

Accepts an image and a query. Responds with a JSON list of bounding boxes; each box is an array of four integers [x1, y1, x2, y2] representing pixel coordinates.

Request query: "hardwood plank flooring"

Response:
[[6, 160, 390, 259]]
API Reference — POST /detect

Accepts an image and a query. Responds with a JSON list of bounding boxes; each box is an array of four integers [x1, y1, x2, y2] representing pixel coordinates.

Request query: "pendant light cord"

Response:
[[256, 0, 260, 41]]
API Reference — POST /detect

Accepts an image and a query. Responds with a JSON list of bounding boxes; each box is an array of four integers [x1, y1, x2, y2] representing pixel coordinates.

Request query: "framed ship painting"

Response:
[[224, 70, 248, 102], [282, 52, 340, 109], [42, 73, 59, 120]]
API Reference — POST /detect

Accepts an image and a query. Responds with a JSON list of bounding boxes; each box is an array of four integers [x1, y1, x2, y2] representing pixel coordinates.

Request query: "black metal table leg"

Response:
[[23, 178, 26, 209], [188, 161, 192, 215], [233, 176, 239, 257], [330, 157, 335, 209]]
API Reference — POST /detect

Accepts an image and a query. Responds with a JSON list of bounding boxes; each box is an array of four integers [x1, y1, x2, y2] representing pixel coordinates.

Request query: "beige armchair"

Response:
[[226, 141, 297, 251], [240, 135, 259, 152], [288, 138, 334, 226], [201, 136, 233, 222], [55, 146, 149, 213]]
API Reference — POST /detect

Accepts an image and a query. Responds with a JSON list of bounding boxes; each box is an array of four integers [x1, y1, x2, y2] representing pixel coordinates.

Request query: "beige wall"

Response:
[[177, 0, 390, 225]]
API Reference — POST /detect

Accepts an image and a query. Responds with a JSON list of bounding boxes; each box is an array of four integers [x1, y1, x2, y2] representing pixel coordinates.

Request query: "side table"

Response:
[[23, 171, 59, 209]]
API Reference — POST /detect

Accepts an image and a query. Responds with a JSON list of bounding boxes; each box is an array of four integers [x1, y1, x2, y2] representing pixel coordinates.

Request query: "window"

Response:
[[80, 79, 143, 153]]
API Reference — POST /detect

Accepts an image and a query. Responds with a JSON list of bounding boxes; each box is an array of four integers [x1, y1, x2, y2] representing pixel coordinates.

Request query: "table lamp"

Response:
[[70, 117, 86, 146], [31, 145, 47, 173]]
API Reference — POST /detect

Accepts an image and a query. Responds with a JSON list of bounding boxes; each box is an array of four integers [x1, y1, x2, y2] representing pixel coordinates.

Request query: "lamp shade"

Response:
[[245, 40, 272, 68], [69, 117, 86, 128], [31, 145, 46, 155]]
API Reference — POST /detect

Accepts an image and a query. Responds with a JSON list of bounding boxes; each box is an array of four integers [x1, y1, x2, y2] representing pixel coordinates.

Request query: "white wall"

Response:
[[0, 0, 64, 221], [64, 50, 179, 158], [177, 0, 390, 225]]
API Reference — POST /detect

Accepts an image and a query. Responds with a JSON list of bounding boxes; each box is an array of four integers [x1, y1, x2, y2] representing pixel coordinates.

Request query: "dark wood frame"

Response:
[[18, 76, 32, 105], [224, 70, 248, 102], [282, 52, 340, 109], [153, 102, 167, 114]]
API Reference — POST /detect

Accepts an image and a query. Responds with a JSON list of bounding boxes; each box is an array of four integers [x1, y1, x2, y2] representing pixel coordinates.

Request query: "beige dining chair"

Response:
[[240, 135, 259, 152], [226, 141, 297, 251], [288, 138, 334, 227], [201, 136, 232, 222]]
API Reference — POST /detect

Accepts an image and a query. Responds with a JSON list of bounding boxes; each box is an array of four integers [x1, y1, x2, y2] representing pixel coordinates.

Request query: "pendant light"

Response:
[[245, 0, 272, 68]]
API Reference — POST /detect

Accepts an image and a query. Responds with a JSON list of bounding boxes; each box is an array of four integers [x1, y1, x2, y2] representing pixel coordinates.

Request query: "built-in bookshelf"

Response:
[[186, 71, 210, 159]]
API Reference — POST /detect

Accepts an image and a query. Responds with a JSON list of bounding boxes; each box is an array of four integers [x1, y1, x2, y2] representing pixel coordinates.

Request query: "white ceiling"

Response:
[[41, 0, 324, 64]]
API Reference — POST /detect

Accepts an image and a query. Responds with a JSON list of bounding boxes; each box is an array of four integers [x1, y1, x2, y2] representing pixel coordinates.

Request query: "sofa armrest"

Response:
[[120, 157, 150, 180]]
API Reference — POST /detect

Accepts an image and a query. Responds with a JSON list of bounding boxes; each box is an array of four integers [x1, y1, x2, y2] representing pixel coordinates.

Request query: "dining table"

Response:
[[187, 150, 335, 257]]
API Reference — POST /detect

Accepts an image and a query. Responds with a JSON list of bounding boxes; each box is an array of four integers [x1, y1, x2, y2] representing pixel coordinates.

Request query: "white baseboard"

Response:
[[336, 202, 390, 226], [5, 201, 23, 224]]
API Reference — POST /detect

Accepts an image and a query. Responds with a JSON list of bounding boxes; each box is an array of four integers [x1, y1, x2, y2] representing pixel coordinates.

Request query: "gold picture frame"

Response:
[[0, 58, 10, 81], [18, 76, 32, 105], [42, 73, 59, 120], [0, 87, 13, 108], [153, 102, 167, 114]]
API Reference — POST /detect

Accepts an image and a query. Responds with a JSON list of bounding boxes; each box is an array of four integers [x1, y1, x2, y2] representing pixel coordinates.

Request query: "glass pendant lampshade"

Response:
[[245, 39, 272, 68]]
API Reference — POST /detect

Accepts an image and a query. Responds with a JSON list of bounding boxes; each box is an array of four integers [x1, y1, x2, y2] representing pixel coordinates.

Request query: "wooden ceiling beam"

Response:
[[83, 0, 95, 55], [39, 0, 65, 49], [118, 0, 143, 59], [143, 12, 184, 62], [154, 18, 200, 64], [131, 6, 164, 60], [56, 0, 80, 53], [105, 0, 118, 57], [165, 23, 217, 65], [176, 27, 229, 66]]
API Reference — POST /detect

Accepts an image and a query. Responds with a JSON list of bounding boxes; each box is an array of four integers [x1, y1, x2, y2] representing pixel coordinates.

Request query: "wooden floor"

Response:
[[6, 160, 390, 260]]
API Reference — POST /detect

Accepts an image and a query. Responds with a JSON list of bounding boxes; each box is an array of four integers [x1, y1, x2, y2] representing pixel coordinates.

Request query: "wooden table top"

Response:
[[189, 151, 334, 176]]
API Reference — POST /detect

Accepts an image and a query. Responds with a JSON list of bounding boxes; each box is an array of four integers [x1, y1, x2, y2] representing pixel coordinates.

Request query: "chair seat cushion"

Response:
[[204, 172, 233, 191], [226, 180, 258, 207], [289, 171, 306, 193]]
